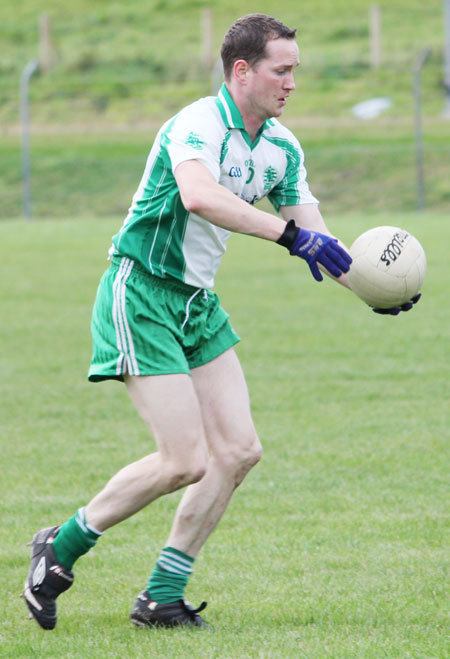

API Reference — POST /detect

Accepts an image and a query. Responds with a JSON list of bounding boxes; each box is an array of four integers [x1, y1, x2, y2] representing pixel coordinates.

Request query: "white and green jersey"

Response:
[[110, 83, 319, 289]]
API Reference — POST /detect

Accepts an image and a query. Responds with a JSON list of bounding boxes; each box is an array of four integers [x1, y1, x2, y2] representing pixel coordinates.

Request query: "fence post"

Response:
[[413, 48, 431, 211], [202, 7, 213, 73], [370, 4, 381, 69], [444, 0, 450, 116], [20, 60, 39, 220], [39, 13, 52, 73]]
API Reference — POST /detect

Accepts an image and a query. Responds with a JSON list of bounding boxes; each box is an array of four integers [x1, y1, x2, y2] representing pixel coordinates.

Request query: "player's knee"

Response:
[[238, 437, 262, 480], [223, 431, 262, 485], [165, 454, 207, 490], [185, 461, 207, 485]]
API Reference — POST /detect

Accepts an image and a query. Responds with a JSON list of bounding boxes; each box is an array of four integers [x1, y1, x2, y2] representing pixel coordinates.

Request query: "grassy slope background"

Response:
[[1, 213, 449, 657], [1, 0, 449, 217], [1, 0, 447, 120]]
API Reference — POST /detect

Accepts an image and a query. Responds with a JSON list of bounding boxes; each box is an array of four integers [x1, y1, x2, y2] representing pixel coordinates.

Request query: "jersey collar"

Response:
[[215, 83, 273, 147]]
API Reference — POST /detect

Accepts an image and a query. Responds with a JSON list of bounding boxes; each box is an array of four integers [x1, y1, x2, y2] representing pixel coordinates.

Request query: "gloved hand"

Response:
[[372, 293, 422, 315], [277, 219, 352, 282]]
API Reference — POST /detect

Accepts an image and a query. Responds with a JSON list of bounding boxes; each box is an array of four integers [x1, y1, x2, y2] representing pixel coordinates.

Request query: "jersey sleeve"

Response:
[[267, 132, 319, 211], [160, 100, 221, 181]]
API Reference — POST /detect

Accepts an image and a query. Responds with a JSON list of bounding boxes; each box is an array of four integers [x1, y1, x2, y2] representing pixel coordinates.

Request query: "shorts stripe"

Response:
[[112, 257, 140, 376], [181, 288, 202, 331]]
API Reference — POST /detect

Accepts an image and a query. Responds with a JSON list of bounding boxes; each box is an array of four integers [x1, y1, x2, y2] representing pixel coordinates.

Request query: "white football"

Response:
[[347, 226, 427, 308]]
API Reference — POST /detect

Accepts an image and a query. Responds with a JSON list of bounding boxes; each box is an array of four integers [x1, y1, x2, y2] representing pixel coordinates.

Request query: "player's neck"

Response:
[[225, 82, 265, 143], [241, 112, 264, 142]]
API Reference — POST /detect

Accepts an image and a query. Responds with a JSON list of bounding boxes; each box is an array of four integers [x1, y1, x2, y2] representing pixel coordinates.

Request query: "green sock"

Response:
[[52, 507, 103, 570], [148, 547, 195, 603]]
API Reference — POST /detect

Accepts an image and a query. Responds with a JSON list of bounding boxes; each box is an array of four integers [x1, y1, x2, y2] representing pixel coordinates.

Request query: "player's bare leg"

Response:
[[85, 373, 209, 531], [93, 348, 260, 547], [166, 348, 262, 556], [23, 373, 210, 631], [24, 351, 260, 629], [129, 348, 261, 627]]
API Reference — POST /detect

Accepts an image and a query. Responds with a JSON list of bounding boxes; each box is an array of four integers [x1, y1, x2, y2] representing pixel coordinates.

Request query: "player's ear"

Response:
[[233, 59, 250, 84]]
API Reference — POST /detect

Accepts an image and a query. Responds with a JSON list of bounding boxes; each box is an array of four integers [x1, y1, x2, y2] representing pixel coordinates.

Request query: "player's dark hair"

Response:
[[221, 14, 297, 80]]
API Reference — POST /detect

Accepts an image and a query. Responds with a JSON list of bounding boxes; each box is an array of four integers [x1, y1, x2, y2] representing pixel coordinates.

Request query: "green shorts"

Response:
[[88, 256, 240, 382]]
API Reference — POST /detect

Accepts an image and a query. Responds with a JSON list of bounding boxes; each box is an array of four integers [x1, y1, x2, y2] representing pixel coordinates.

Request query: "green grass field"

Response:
[[1, 212, 448, 657]]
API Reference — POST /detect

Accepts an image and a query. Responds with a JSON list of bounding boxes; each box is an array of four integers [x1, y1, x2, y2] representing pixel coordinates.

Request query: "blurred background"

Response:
[[1, 0, 449, 219]]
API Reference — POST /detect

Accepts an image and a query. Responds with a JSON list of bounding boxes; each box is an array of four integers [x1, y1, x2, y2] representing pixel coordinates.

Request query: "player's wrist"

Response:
[[276, 219, 299, 249]]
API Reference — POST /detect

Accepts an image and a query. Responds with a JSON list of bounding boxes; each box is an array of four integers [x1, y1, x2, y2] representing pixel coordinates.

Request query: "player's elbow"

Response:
[[181, 191, 203, 214], [180, 191, 206, 215], [175, 161, 216, 216]]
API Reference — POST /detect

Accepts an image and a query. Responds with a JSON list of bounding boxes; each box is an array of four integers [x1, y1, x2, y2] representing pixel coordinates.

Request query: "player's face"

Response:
[[246, 38, 299, 121]]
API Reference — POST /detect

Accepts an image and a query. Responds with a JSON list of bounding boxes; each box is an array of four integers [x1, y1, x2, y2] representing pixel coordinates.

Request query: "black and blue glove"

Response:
[[372, 293, 422, 316], [277, 219, 352, 282]]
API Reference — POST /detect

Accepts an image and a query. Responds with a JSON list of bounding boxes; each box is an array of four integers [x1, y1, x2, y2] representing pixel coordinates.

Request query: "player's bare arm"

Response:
[[175, 160, 351, 284], [174, 159, 286, 241]]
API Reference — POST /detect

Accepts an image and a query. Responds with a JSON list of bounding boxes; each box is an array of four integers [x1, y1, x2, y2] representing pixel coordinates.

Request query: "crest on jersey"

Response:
[[263, 166, 278, 189], [185, 132, 206, 150]]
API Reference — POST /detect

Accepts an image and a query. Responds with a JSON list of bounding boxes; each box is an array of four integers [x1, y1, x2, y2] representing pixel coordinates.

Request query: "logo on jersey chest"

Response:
[[228, 158, 255, 184], [245, 158, 255, 184], [227, 161, 278, 189]]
